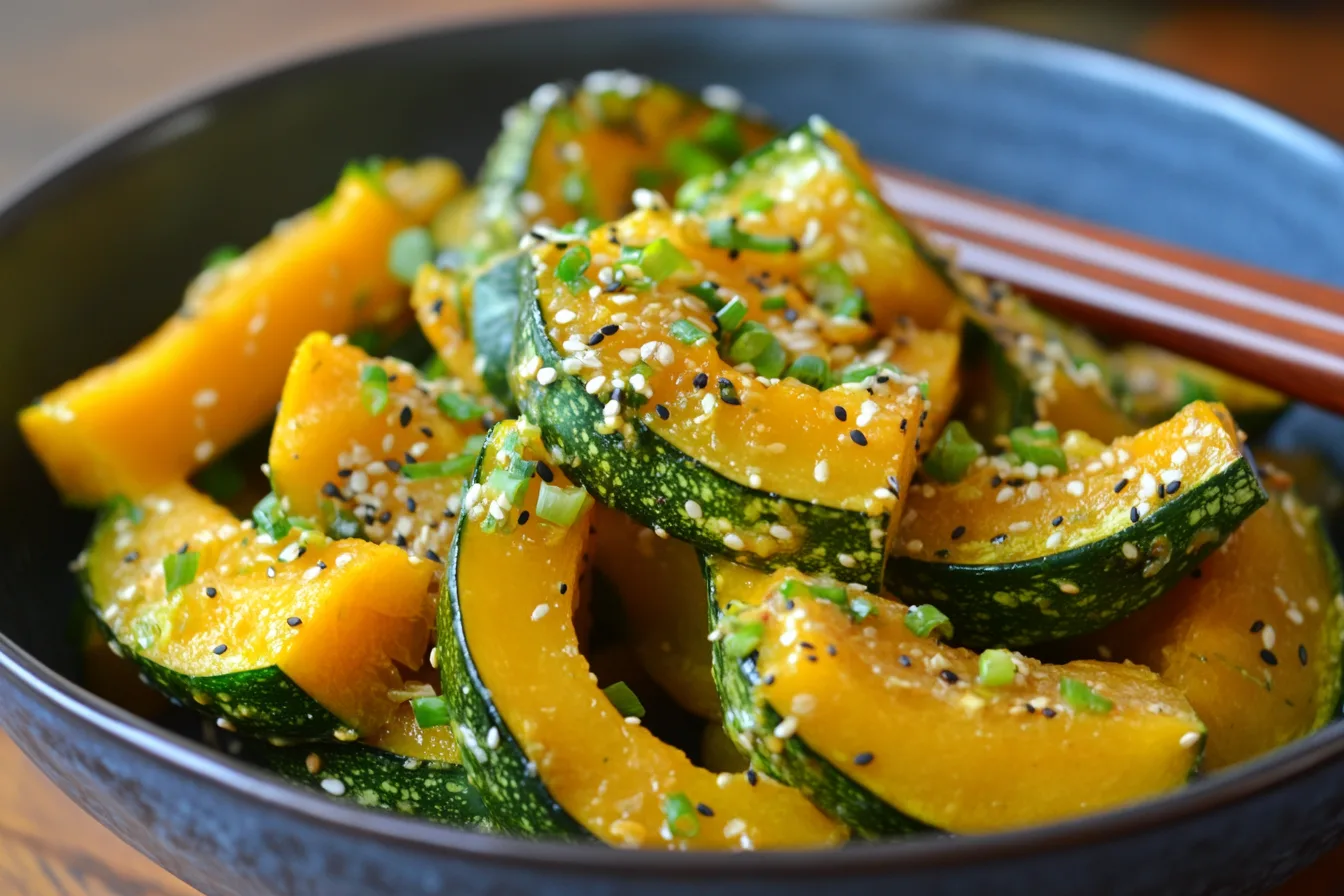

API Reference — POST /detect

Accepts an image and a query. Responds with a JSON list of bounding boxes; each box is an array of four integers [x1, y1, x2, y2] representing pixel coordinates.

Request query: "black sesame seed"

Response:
[[1051, 516, 1064, 527], [394, 533, 408, 548], [321, 482, 342, 498], [337, 468, 353, 478], [430, 299, 444, 317], [1130, 506, 1140, 523], [212, 644, 228, 655], [833, 405, 847, 422], [1261, 649, 1279, 666], [655, 404, 670, 420], [939, 670, 959, 684], [1025, 703, 1036, 714], [827, 644, 837, 656], [1114, 478, 1129, 493], [397, 406, 411, 428], [853, 752, 875, 767], [718, 377, 732, 388], [951, 525, 966, 540], [746, 769, 758, 786], [787, 236, 801, 252], [587, 331, 605, 346], [536, 461, 554, 483], [1250, 620, 1265, 633], [899, 655, 911, 667], [799, 641, 814, 650], [899, 418, 908, 433], [600, 323, 620, 336], [693, 372, 709, 389], [420, 426, 434, 438], [1299, 644, 1309, 666], [1042, 707, 1057, 718], [406, 497, 417, 513], [1165, 480, 1182, 496], [934, 548, 950, 558], [378, 511, 392, 524], [177, 543, 189, 555], [426, 549, 443, 563], [123, 551, 140, 564], [287, 617, 302, 627], [990, 475, 1003, 488], [204, 587, 217, 598], [696, 803, 715, 817], [385, 459, 402, 473], [404, 451, 417, 466], [517, 511, 530, 526], [850, 429, 868, 446], [728, 248, 740, 261], [914, 438, 921, 451], [316, 560, 327, 570], [763, 673, 776, 685], [990, 533, 1008, 545], [559, 583, 568, 594]]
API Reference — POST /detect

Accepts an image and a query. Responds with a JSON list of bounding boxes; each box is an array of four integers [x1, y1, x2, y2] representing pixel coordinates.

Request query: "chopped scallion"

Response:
[[252, 493, 292, 540], [670, 319, 713, 346], [410, 695, 452, 729], [388, 227, 435, 285], [722, 619, 764, 658], [760, 296, 788, 311], [202, 244, 241, 271], [163, 551, 200, 594], [663, 791, 700, 838], [420, 355, 448, 380], [666, 138, 724, 179], [751, 337, 787, 378], [714, 296, 748, 332], [707, 217, 796, 254], [725, 321, 774, 365], [535, 482, 590, 527], [1009, 424, 1067, 470], [106, 495, 145, 525], [556, 245, 593, 292], [401, 453, 476, 480], [698, 111, 744, 160], [923, 421, 982, 483], [685, 281, 725, 311], [437, 392, 487, 421], [1060, 677, 1114, 713], [904, 604, 954, 641], [978, 649, 1017, 687], [602, 681, 646, 719], [785, 354, 833, 390], [359, 364, 390, 415], [487, 467, 533, 506], [779, 579, 811, 601], [741, 191, 775, 215], [638, 237, 689, 282]]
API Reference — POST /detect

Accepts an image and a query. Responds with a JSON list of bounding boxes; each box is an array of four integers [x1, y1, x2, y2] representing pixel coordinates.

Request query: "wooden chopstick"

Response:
[[873, 167, 1344, 414]]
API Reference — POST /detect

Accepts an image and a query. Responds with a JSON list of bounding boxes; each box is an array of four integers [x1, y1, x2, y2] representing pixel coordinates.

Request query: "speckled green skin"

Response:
[[242, 740, 488, 825], [960, 316, 1038, 443], [886, 457, 1269, 648], [472, 99, 548, 259], [438, 428, 592, 839], [468, 252, 525, 411], [703, 556, 926, 839], [512, 281, 888, 590]]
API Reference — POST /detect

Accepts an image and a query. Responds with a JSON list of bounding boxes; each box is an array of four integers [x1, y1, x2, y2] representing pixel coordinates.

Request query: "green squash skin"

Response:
[[703, 556, 927, 839], [511, 277, 889, 589], [438, 431, 592, 840], [468, 252, 525, 411], [959, 316, 1038, 443], [241, 740, 489, 826], [471, 100, 548, 261], [885, 456, 1269, 648], [81, 511, 345, 740]]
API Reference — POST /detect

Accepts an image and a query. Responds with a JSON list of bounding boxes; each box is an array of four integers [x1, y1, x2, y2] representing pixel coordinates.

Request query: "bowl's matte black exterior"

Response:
[[2, 12, 1344, 896]]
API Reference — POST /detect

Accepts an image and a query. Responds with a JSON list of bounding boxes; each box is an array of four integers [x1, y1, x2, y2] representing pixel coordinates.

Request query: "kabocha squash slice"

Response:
[[441, 419, 845, 848], [679, 117, 960, 331], [706, 558, 1206, 836], [1113, 342, 1288, 435], [82, 483, 434, 739], [887, 401, 1268, 646], [268, 332, 489, 566], [410, 263, 486, 395], [243, 701, 488, 825], [511, 207, 931, 588], [1067, 481, 1344, 770], [21, 159, 461, 504]]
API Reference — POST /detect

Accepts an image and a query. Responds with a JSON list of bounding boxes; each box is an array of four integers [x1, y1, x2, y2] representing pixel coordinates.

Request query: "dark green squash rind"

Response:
[[512, 278, 888, 589], [703, 556, 928, 838], [468, 252, 525, 410], [885, 457, 1269, 647], [438, 433, 592, 839]]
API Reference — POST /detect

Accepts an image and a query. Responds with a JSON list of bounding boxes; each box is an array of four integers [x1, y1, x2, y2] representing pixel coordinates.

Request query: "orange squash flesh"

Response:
[[85, 483, 434, 735], [711, 563, 1205, 835], [269, 332, 487, 565], [410, 265, 486, 392], [21, 160, 459, 505], [446, 420, 845, 848], [1069, 484, 1344, 770], [367, 700, 461, 764]]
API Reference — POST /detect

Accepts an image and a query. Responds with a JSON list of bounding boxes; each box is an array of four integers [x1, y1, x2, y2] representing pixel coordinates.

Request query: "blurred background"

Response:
[[2, 1, 1343, 893]]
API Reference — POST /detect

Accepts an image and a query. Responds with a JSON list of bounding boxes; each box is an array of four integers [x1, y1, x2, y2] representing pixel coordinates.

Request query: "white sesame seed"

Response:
[[302, 566, 323, 582], [560, 358, 584, 375], [716, 772, 733, 789], [769, 524, 792, 540], [1262, 625, 1276, 651], [194, 440, 215, 462], [1058, 581, 1079, 595], [1009, 521, 1031, 533], [192, 388, 218, 409], [1180, 731, 1201, 749], [1172, 448, 1188, 466], [905, 539, 924, 553], [838, 553, 857, 568], [814, 460, 830, 483], [723, 533, 745, 551], [1287, 607, 1304, 625], [773, 716, 799, 739], [536, 367, 557, 385], [1046, 532, 1063, 550], [531, 603, 550, 621], [684, 500, 703, 519], [1122, 542, 1139, 560], [585, 375, 606, 395], [791, 694, 817, 715], [320, 778, 346, 796], [723, 818, 747, 838], [1065, 480, 1084, 497], [1024, 482, 1043, 501], [997, 486, 1016, 504], [486, 726, 501, 749]]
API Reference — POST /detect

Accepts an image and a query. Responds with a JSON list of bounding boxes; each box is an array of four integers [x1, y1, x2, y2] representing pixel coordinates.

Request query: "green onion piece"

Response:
[[420, 354, 448, 380], [760, 296, 788, 311], [785, 354, 833, 390], [685, 281, 725, 311], [1060, 677, 1114, 714], [978, 649, 1017, 687], [1009, 424, 1067, 470], [849, 596, 875, 621], [751, 337, 787, 378], [410, 695, 452, 729], [634, 167, 669, 189], [340, 156, 387, 195], [663, 792, 700, 839], [666, 137, 724, 179], [1177, 371, 1219, 407], [725, 321, 774, 365], [619, 244, 645, 266], [324, 505, 364, 540], [629, 360, 654, 381], [202, 244, 241, 271], [904, 604, 954, 641], [697, 111, 744, 160], [809, 583, 848, 607], [359, 364, 390, 415], [741, 191, 775, 215], [707, 217, 796, 254], [670, 319, 713, 346], [437, 392, 487, 421], [252, 493, 292, 540], [779, 579, 811, 601], [192, 457, 245, 504], [556, 245, 593, 290], [675, 173, 715, 209], [487, 466, 533, 506], [287, 516, 317, 532], [714, 296, 748, 332], [105, 495, 145, 525], [602, 681, 646, 719], [918, 380, 930, 399], [638, 237, 690, 282], [163, 551, 200, 594], [832, 291, 869, 321], [556, 217, 597, 237], [923, 422, 983, 483], [388, 227, 435, 285], [401, 453, 476, 480], [535, 482, 590, 527], [722, 619, 764, 658], [347, 327, 381, 354]]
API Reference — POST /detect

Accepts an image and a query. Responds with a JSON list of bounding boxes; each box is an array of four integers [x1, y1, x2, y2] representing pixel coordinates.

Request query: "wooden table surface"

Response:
[[3, 1, 1344, 893]]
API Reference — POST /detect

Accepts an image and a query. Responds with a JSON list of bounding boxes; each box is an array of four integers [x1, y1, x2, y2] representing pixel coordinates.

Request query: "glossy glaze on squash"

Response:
[[1068, 482, 1344, 770], [441, 419, 845, 847], [1114, 342, 1287, 434], [512, 207, 930, 587], [681, 117, 960, 331], [269, 332, 487, 566], [83, 483, 434, 738], [888, 402, 1268, 646], [20, 160, 460, 504], [707, 560, 1205, 836]]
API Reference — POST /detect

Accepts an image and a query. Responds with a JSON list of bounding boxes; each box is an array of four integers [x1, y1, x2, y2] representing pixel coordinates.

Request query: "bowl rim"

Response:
[[3, 8, 1344, 875]]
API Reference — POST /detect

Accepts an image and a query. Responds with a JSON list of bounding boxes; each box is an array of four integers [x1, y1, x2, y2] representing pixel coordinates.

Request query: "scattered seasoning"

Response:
[[559, 583, 568, 594], [536, 461, 554, 483], [212, 644, 228, 655], [1113, 478, 1129, 493], [204, 586, 217, 598], [655, 404, 670, 420], [1260, 649, 1278, 666], [853, 752, 875, 766], [123, 551, 140, 564], [1299, 645, 1309, 666], [693, 372, 709, 389], [517, 510, 530, 525], [939, 670, 959, 684], [827, 644, 837, 656], [600, 323, 620, 336], [1250, 620, 1265, 633], [833, 405, 847, 422], [399, 405, 413, 428], [746, 769, 758, 786], [951, 525, 966, 540], [321, 481, 342, 498], [1130, 506, 1140, 523], [1042, 707, 1057, 719], [990, 533, 1007, 545], [1051, 516, 1064, 527], [898, 654, 911, 667], [849, 429, 868, 447], [695, 803, 715, 818], [1165, 480, 1182, 496], [287, 617, 302, 627], [587, 331, 605, 346]]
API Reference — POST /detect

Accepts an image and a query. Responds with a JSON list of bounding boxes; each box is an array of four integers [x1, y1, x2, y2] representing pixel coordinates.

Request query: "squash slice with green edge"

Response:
[[1066, 480, 1344, 771], [1113, 342, 1288, 435], [241, 699, 488, 825], [678, 116, 960, 331], [706, 558, 1206, 836], [887, 401, 1267, 647], [20, 158, 462, 505], [440, 418, 846, 847], [958, 281, 1135, 444], [594, 504, 720, 720], [268, 332, 489, 565], [511, 207, 933, 588], [82, 483, 434, 739], [410, 262, 487, 396]]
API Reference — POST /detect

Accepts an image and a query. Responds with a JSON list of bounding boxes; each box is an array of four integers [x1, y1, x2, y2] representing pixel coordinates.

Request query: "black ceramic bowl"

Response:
[[3, 12, 1344, 896]]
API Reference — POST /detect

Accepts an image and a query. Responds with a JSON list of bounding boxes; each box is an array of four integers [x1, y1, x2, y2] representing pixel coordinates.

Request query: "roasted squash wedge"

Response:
[[82, 483, 434, 738], [512, 206, 930, 587], [1067, 482, 1344, 770], [20, 160, 461, 504], [707, 559, 1206, 836], [243, 700, 487, 824], [268, 332, 488, 565], [680, 117, 959, 331], [1113, 343, 1288, 434], [887, 401, 1268, 646], [410, 264, 486, 395], [441, 419, 845, 847]]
